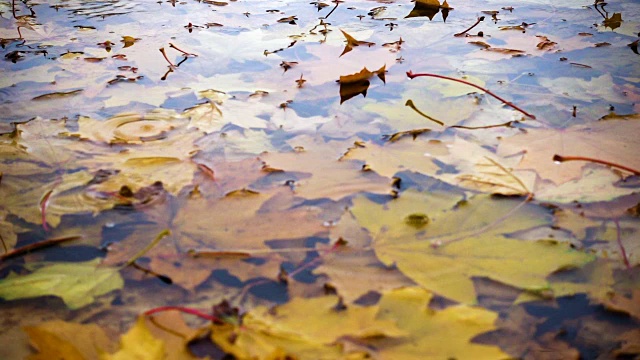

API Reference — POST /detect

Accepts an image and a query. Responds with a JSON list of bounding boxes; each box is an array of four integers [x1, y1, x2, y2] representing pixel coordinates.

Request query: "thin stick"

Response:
[[454, 16, 484, 37], [159, 48, 176, 67], [406, 71, 537, 119], [125, 229, 171, 266], [450, 121, 513, 130], [0, 236, 82, 261], [405, 99, 444, 125], [614, 220, 631, 269], [553, 155, 640, 175], [144, 306, 221, 322], [169, 43, 197, 57]]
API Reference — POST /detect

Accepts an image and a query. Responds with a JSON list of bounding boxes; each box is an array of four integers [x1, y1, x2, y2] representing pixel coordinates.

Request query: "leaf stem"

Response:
[[159, 48, 176, 68], [168, 43, 197, 57], [405, 99, 444, 125], [552, 155, 640, 175], [454, 16, 484, 37], [125, 229, 171, 266], [0, 236, 82, 261], [406, 71, 537, 119]]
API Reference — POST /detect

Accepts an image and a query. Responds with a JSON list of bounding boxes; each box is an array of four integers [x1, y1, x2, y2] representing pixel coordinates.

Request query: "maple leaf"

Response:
[[498, 119, 640, 185], [23, 320, 116, 360], [369, 287, 508, 359], [0, 259, 123, 309], [338, 65, 386, 104], [349, 189, 592, 304], [210, 294, 405, 359], [259, 137, 391, 200], [405, 0, 442, 20], [339, 29, 375, 57], [479, 307, 580, 359], [101, 316, 165, 360]]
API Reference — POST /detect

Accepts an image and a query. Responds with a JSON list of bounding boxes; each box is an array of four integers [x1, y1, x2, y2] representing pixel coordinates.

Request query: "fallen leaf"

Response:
[[101, 316, 165, 360], [370, 287, 508, 359], [24, 320, 115, 360], [339, 29, 375, 57], [210, 294, 404, 359], [498, 119, 640, 185], [260, 137, 391, 200], [338, 65, 386, 103], [350, 189, 592, 303], [0, 258, 123, 309]]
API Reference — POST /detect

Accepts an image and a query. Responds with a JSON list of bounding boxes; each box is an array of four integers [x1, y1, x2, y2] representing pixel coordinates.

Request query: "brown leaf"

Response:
[[338, 65, 385, 103], [339, 29, 375, 57]]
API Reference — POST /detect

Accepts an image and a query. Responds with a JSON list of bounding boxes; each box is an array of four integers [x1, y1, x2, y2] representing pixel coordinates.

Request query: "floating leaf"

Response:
[[210, 295, 404, 359], [101, 316, 165, 360], [24, 320, 115, 360], [350, 189, 592, 303], [0, 259, 123, 309], [498, 119, 640, 185], [339, 29, 375, 57], [371, 287, 508, 359], [338, 65, 386, 103]]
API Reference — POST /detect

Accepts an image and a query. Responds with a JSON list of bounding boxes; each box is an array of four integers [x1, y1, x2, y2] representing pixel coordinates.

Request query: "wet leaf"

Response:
[[338, 65, 386, 103], [350, 189, 592, 303], [339, 29, 375, 57], [23, 320, 115, 360], [210, 294, 405, 359], [370, 287, 508, 359], [405, 0, 443, 20], [498, 119, 640, 185], [600, 289, 640, 320], [260, 138, 391, 200], [0, 259, 123, 309], [101, 316, 165, 360]]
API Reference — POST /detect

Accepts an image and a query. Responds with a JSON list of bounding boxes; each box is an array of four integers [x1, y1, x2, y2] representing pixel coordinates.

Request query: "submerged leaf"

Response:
[[210, 295, 404, 359], [0, 259, 123, 309], [372, 287, 508, 359], [350, 190, 592, 303], [101, 317, 165, 360], [24, 320, 115, 360]]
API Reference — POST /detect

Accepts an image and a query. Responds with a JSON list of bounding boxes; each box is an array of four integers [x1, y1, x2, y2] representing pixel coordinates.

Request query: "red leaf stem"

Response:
[[553, 155, 640, 175], [406, 71, 537, 119]]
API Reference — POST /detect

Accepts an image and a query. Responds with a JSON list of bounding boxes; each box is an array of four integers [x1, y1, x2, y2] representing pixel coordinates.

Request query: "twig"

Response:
[[131, 262, 172, 284], [0, 236, 82, 261], [125, 229, 171, 266], [405, 99, 444, 125], [406, 71, 537, 119], [159, 48, 176, 67], [169, 43, 197, 57], [454, 16, 484, 37], [553, 155, 640, 175], [450, 121, 514, 130]]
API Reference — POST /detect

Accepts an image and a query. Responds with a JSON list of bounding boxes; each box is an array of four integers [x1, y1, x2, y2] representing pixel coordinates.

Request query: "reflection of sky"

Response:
[[0, 0, 638, 130]]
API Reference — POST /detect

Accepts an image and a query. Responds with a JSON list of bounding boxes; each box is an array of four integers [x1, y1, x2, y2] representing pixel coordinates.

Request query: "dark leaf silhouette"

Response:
[[338, 65, 386, 103]]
